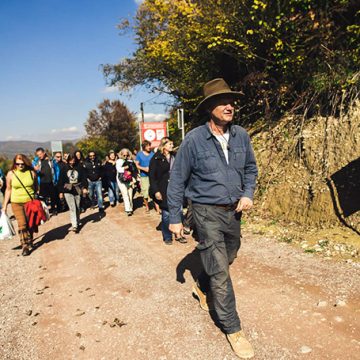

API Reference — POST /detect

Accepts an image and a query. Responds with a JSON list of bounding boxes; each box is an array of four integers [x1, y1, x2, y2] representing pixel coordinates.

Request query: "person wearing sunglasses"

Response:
[[116, 148, 137, 216], [83, 151, 104, 213], [1, 154, 37, 256]]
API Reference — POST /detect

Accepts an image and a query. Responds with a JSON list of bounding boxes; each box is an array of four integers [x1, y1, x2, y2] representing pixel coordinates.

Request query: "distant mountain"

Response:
[[0, 140, 78, 158]]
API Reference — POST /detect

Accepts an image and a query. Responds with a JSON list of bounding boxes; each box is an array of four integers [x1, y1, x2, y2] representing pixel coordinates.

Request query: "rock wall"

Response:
[[252, 102, 360, 233]]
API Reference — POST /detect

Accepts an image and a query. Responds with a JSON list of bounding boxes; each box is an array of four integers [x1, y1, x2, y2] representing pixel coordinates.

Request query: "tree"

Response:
[[76, 136, 111, 160], [103, 0, 359, 127], [0, 157, 11, 174], [77, 99, 138, 159], [63, 142, 77, 155]]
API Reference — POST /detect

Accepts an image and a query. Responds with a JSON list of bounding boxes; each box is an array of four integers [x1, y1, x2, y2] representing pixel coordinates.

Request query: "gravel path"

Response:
[[0, 204, 359, 359]]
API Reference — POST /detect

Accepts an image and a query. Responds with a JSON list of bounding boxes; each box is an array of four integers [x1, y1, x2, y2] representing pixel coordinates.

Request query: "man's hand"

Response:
[[155, 192, 162, 201], [59, 193, 64, 199], [235, 197, 253, 212], [169, 223, 183, 239]]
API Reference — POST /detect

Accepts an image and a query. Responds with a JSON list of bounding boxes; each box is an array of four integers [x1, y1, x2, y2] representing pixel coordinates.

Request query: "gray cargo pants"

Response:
[[64, 193, 81, 228], [192, 202, 241, 334]]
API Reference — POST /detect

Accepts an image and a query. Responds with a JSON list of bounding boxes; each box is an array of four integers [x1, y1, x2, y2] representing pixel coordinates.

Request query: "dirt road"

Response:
[[0, 204, 359, 359]]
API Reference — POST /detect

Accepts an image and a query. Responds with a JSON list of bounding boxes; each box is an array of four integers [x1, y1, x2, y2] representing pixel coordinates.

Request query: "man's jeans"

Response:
[[88, 180, 104, 209], [108, 180, 120, 205], [192, 203, 242, 334], [161, 209, 173, 242]]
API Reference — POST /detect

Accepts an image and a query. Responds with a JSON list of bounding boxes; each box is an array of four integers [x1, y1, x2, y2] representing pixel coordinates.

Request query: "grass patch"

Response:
[[304, 248, 316, 253]]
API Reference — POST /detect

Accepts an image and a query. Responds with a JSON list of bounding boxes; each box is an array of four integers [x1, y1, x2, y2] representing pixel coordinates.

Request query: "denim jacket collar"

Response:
[[205, 121, 236, 140]]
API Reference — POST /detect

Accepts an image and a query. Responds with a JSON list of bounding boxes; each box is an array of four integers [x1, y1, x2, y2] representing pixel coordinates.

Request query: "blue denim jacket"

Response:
[[167, 122, 258, 224]]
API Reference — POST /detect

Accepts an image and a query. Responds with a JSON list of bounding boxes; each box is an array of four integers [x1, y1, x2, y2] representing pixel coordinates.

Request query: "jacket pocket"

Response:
[[233, 147, 246, 168], [196, 150, 218, 174]]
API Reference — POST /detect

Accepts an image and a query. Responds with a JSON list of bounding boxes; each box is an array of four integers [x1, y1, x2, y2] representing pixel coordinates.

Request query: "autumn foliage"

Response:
[[77, 99, 138, 158], [104, 0, 359, 125]]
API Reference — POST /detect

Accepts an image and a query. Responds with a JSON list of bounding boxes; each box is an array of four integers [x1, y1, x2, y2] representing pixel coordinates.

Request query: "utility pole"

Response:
[[140, 102, 144, 123], [177, 108, 185, 140]]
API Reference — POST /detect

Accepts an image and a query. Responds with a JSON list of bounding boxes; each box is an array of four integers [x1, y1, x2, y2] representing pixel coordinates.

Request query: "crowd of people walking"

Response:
[[0, 78, 258, 359], [0, 139, 191, 255]]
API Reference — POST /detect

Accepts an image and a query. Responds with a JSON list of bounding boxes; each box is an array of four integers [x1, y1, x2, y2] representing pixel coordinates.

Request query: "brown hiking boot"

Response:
[[226, 331, 255, 359], [22, 246, 30, 256], [192, 283, 213, 312]]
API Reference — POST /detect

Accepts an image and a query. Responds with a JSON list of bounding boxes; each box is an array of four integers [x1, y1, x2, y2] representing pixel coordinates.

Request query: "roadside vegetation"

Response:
[[101, 0, 359, 253]]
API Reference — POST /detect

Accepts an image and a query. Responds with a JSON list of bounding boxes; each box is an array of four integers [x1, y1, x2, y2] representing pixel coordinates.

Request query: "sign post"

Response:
[[177, 108, 185, 140], [139, 121, 167, 149], [51, 141, 63, 155]]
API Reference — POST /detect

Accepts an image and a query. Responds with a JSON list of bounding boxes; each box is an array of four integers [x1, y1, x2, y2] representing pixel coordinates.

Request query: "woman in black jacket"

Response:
[[103, 150, 120, 207], [149, 137, 186, 245], [58, 155, 88, 233]]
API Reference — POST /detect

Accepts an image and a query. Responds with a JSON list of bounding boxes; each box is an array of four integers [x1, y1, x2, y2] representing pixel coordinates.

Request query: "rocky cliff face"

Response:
[[252, 102, 360, 234]]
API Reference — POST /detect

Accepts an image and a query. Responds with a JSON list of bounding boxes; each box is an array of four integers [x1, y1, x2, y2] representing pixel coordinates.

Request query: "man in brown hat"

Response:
[[168, 78, 258, 358]]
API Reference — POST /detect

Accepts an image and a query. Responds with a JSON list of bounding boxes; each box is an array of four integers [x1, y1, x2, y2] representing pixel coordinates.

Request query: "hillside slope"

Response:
[[252, 102, 360, 234]]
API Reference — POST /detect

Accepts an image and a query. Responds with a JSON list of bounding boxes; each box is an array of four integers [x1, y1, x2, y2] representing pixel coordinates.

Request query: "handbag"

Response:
[[41, 201, 50, 221], [118, 170, 132, 183], [0, 212, 16, 240]]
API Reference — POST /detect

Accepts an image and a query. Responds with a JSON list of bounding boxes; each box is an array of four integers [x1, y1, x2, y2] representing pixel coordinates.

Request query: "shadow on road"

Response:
[[176, 248, 203, 284], [30, 210, 107, 253], [79, 210, 107, 227], [33, 223, 70, 250], [132, 196, 144, 212], [176, 248, 223, 331]]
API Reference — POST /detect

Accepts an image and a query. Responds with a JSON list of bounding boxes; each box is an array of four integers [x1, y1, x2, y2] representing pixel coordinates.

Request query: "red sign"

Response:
[[139, 121, 167, 148]]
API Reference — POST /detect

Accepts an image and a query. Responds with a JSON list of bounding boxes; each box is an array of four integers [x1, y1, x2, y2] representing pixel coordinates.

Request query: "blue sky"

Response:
[[0, 0, 169, 142]]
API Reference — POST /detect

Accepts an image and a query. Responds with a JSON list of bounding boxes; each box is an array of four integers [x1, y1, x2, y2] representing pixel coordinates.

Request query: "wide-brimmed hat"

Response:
[[195, 78, 244, 112]]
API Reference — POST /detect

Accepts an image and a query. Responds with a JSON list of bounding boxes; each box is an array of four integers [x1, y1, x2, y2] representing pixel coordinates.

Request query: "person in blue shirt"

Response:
[[167, 78, 258, 359], [135, 140, 157, 213]]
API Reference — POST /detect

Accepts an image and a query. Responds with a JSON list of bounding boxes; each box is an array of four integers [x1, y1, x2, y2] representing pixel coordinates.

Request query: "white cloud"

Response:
[[45, 126, 84, 141], [50, 126, 78, 134], [1, 127, 85, 142], [137, 113, 168, 122], [5, 135, 21, 141], [102, 86, 118, 94]]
